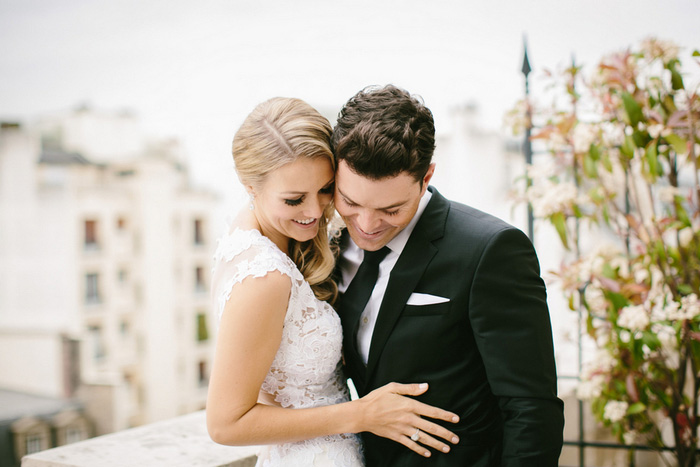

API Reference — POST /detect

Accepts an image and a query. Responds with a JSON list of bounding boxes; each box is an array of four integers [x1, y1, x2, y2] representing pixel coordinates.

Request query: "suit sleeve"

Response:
[[469, 227, 564, 466]]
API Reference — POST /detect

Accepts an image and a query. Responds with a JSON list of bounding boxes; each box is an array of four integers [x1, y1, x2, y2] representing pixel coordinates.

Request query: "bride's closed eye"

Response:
[[285, 197, 304, 206]]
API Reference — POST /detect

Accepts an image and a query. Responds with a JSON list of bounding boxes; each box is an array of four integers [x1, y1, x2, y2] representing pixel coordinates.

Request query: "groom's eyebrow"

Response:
[[337, 188, 407, 210]]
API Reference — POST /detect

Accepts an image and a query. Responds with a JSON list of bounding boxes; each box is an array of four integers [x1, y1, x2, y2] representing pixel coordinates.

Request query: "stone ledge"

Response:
[[21, 410, 258, 467]]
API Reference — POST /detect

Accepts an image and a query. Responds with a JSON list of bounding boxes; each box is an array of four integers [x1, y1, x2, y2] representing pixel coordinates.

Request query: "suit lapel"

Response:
[[365, 187, 450, 381]]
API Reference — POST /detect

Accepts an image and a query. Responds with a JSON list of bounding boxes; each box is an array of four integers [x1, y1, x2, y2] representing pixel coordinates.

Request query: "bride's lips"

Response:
[[292, 218, 318, 229]]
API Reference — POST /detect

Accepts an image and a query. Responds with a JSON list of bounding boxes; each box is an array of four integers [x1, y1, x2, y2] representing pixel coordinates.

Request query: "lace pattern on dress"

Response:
[[211, 228, 363, 466]]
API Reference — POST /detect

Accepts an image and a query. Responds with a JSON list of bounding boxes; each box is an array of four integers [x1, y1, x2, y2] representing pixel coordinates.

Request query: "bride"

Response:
[[207, 97, 459, 466]]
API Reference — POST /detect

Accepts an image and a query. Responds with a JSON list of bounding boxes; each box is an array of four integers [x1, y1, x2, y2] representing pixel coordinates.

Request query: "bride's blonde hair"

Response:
[[232, 97, 338, 303]]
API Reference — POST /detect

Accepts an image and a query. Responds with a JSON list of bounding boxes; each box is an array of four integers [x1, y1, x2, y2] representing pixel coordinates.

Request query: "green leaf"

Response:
[[665, 133, 688, 155], [628, 402, 646, 415], [602, 263, 616, 279], [605, 291, 629, 312], [633, 129, 651, 148], [584, 152, 598, 177], [621, 92, 645, 127], [645, 143, 659, 182], [668, 61, 685, 90], [621, 134, 637, 158], [693, 50, 700, 57], [641, 332, 661, 350], [676, 202, 691, 227], [550, 212, 569, 249], [601, 153, 613, 172]]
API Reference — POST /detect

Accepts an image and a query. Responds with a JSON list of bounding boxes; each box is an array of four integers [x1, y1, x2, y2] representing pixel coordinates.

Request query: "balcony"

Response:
[[21, 411, 258, 467], [18, 393, 673, 466]]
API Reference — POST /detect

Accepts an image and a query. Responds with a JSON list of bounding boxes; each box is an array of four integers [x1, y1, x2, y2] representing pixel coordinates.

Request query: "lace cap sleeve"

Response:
[[211, 228, 296, 324]]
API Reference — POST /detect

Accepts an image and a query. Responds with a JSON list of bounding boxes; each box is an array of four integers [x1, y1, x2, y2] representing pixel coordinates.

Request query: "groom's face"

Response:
[[335, 160, 435, 251]]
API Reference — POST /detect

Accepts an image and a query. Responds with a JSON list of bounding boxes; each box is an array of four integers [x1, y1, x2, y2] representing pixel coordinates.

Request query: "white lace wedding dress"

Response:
[[211, 228, 364, 467]]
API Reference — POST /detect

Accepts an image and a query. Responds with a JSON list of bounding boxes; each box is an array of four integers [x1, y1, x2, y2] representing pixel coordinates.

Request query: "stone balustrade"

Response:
[[21, 410, 258, 467]]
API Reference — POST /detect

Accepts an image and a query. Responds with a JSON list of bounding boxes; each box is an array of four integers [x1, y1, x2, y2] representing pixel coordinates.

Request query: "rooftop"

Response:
[[0, 388, 82, 425]]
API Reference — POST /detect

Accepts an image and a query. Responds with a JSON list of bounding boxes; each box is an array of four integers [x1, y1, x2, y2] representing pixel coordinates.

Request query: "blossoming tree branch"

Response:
[[507, 38, 700, 466]]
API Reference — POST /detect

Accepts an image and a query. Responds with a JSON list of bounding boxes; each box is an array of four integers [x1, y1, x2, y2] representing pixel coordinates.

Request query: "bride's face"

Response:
[[252, 156, 334, 250]]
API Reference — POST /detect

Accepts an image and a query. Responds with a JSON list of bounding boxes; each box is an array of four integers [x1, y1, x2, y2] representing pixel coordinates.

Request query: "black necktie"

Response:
[[342, 246, 391, 341]]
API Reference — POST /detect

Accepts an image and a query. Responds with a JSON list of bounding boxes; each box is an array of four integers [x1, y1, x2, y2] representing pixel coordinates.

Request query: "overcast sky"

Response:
[[1, 0, 698, 192]]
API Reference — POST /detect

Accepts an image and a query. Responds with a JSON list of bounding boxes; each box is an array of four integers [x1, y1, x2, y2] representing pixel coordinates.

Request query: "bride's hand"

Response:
[[354, 382, 460, 458]]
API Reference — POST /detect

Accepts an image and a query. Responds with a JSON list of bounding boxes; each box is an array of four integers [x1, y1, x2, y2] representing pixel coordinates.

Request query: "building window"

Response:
[[84, 220, 98, 249], [118, 268, 128, 284], [12, 418, 51, 461], [65, 427, 84, 444], [85, 273, 101, 304], [198, 360, 208, 386], [87, 325, 106, 362], [116, 217, 126, 230], [25, 433, 44, 455], [194, 219, 204, 245], [195, 267, 206, 293], [120, 319, 130, 336], [196, 313, 209, 342]]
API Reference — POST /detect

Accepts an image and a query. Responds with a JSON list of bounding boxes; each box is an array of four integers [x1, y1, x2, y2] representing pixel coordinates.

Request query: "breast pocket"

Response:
[[402, 301, 451, 317]]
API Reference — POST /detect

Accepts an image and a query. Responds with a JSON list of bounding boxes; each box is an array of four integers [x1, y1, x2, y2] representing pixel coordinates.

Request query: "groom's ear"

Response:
[[420, 163, 436, 195]]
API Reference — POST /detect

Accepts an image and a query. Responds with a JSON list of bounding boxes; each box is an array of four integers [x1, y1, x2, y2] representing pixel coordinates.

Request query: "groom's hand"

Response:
[[355, 382, 460, 458]]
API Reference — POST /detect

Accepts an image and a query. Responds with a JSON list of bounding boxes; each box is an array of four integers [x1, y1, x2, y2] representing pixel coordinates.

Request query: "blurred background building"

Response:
[[0, 108, 218, 465]]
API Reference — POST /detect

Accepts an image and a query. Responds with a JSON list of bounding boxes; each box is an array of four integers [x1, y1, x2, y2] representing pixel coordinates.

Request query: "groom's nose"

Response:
[[355, 209, 382, 232]]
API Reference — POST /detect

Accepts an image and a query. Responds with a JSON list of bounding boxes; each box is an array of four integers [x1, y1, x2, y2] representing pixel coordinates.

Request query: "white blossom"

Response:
[[619, 330, 631, 343], [573, 123, 598, 153], [618, 304, 650, 331], [609, 256, 630, 278], [681, 294, 700, 320], [679, 228, 694, 248], [526, 180, 578, 218], [601, 122, 625, 147], [604, 400, 629, 423], [657, 186, 681, 204], [584, 286, 608, 313], [581, 349, 616, 378], [653, 324, 680, 369], [633, 265, 649, 284], [526, 159, 558, 181], [623, 430, 639, 445], [662, 300, 683, 321], [640, 38, 680, 64], [576, 374, 605, 401], [648, 124, 665, 139]]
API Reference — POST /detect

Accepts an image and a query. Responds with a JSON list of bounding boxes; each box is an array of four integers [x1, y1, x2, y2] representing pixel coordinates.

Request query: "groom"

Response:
[[332, 85, 564, 466]]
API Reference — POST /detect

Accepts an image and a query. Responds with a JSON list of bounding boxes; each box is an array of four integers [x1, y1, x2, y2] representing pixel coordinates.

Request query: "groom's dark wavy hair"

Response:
[[331, 84, 435, 184]]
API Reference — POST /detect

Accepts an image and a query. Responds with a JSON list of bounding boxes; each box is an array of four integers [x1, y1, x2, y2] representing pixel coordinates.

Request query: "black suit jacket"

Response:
[[337, 187, 564, 466]]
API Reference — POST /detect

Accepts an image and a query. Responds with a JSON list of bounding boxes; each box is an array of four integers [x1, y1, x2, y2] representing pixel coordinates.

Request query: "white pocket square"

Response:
[[406, 293, 450, 306]]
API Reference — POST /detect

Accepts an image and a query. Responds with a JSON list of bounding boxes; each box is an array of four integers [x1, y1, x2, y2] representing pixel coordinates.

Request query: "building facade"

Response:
[[0, 107, 219, 464]]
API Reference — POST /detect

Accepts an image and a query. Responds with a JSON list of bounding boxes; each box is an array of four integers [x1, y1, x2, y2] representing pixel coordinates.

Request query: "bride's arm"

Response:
[[206, 271, 460, 458]]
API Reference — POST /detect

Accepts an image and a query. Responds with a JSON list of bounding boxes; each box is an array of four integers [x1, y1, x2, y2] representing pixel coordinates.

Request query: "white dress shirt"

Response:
[[339, 190, 432, 364]]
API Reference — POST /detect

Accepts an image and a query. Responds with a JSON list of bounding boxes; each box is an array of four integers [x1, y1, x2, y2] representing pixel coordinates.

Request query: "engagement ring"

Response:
[[410, 428, 421, 442]]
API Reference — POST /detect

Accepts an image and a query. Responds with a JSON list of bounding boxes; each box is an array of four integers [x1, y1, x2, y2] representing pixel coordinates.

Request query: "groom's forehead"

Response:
[[337, 170, 419, 207]]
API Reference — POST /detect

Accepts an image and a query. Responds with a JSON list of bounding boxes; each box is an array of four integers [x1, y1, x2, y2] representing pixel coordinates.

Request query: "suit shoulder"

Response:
[[446, 200, 519, 238]]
